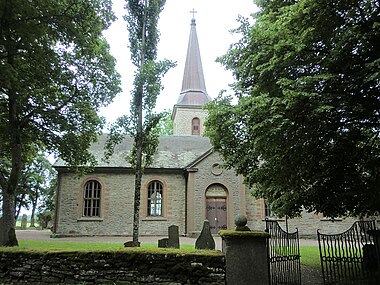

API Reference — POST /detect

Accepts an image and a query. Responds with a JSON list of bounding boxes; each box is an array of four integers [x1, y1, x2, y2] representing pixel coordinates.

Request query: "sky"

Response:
[[101, 0, 258, 125]]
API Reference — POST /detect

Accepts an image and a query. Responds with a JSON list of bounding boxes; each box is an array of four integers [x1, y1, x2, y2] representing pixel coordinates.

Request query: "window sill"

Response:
[[77, 217, 103, 222]]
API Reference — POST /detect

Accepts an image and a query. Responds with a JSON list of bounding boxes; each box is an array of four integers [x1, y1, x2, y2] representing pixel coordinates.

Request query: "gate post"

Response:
[[219, 215, 270, 285]]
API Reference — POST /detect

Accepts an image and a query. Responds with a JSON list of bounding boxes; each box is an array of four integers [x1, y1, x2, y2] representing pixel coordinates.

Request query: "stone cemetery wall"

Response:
[[0, 250, 225, 284]]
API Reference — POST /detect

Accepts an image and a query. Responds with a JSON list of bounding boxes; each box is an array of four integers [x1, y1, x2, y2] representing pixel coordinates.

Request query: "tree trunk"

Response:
[[132, 74, 144, 247], [1, 34, 23, 246], [132, 156, 142, 246], [30, 190, 39, 228], [0, 189, 18, 246], [131, 0, 148, 247], [15, 193, 25, 221]]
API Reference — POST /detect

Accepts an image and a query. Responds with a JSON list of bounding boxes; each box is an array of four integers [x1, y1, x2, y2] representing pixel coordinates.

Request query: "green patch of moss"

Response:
[[218, 230, 270, 238]]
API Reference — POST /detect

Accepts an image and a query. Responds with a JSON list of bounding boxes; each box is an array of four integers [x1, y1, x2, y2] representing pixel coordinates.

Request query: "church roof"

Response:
[[54, 134, 213, 170], [176, 18, 211, 106]]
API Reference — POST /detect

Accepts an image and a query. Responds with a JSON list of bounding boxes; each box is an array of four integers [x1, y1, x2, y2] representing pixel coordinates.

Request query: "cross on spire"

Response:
[[190, 8, 197, 19]]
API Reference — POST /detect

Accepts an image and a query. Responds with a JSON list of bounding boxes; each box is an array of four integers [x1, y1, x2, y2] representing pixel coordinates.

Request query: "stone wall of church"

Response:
[[243, 193, 371, 238], [277, 213, 372, 238], [173, 106, 208, 136], [55, 171, 186, 236], [240, 183, 376, 237], [189, 152, 245, 234], [245, 193, 266, 232]]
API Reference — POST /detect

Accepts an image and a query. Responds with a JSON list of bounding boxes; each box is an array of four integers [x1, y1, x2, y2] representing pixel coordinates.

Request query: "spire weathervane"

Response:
[[190, 8, 197, 19]]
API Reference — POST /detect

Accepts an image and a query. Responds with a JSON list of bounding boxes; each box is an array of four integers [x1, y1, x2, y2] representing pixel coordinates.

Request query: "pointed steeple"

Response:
[[176, 18, 211, 106]]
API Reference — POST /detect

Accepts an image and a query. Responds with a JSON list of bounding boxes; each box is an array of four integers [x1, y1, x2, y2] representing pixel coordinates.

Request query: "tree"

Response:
[[105, 0, 174, 246], [156, 109, 173, 135], [17, 153, 55, 228], [0, 0, 121, 246], [205, 0, 380, 218]]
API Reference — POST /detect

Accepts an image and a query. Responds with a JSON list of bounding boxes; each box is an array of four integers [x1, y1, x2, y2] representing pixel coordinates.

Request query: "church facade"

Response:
[[53, 18, 363, 238]]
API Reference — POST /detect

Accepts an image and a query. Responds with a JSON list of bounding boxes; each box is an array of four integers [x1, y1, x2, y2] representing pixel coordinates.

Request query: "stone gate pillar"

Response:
[[219, 215, 270, 285]]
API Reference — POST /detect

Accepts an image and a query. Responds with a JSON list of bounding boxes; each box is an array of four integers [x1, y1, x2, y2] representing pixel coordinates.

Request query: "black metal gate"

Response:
[[317, 220, 380, 284], [266, 220, 301, 285]]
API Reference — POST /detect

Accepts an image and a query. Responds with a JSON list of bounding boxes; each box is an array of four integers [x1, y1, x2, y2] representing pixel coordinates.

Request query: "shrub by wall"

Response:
[[0, 250, 225, 284]]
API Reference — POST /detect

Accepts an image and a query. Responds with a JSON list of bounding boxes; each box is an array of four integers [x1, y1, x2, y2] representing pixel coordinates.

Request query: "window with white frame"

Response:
[[147, 180, 163, 217], [83, 180, 101, 217]]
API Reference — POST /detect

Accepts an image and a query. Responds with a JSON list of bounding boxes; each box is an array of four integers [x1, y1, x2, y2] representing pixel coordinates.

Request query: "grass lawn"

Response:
[[0, 240, 205, 255], [300, 246, 321, 269], [1, 240, 321, 269], [15, 221, 40, 228]]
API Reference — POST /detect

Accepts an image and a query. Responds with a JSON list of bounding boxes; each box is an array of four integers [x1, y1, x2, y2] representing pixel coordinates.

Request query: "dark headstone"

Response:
[[39, 217, 46, 230], [124, 241, 140, 247], [195, 220, 215, 250], [158, 238, 169, 248], [21, 214, 27, 230], [168, 225, 180, 248]]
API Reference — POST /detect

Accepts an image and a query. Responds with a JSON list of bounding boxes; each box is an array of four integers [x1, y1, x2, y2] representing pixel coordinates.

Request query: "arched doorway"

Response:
[[205, 184, 227, 234]]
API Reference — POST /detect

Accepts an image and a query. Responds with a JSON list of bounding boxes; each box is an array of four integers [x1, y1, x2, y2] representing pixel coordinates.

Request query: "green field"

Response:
[[300, 246, 320, 269]]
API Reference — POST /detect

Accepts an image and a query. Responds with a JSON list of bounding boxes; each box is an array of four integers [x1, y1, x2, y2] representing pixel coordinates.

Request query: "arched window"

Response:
[[192, 117, 200, 135], [147, 181, 163, 216], [83, 180, 101, 217]]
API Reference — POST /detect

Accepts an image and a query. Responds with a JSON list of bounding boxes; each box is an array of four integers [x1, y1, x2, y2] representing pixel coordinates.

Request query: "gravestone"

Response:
[[195, 220, 215, 250], [158, 238, 169, 248], [21, 214, 28, 230], [168, 225, 180, 248], [39, 217, 46, 230]]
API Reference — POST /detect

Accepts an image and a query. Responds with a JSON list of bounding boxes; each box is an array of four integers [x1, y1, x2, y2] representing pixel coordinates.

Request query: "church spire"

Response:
[[176, 15, 211, 106]]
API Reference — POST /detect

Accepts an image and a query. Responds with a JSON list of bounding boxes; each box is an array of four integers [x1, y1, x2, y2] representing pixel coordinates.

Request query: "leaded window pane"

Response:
[[147, 181, 163, 217], [83, 180, 101, 217]]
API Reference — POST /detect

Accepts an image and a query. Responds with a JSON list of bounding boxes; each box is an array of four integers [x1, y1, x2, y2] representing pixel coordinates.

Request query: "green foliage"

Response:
[[14, 152, 56, 219], [206, 0, 380, 218], [105, 0, 175, 167], [0, 0, 121, 169], [0, 0, 121, 246], [155, 109, 173, 135]]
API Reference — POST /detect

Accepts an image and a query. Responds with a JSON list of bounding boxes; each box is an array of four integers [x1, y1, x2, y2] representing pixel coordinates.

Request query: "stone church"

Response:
[[53, 18, 362, 238]]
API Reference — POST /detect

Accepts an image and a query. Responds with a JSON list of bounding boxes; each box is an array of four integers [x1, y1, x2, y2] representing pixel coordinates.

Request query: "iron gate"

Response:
[[266, 220, 301, 285], [317, 220, 380, 284]]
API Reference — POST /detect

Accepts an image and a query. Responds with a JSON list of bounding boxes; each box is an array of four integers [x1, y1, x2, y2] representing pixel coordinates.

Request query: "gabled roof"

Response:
[[54, 134, 213, 169], [177, 18, 211, 106]]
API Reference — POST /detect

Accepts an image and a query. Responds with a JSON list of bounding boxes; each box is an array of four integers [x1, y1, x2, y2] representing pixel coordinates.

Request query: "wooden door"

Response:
[[206, 197, 227, 234]]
